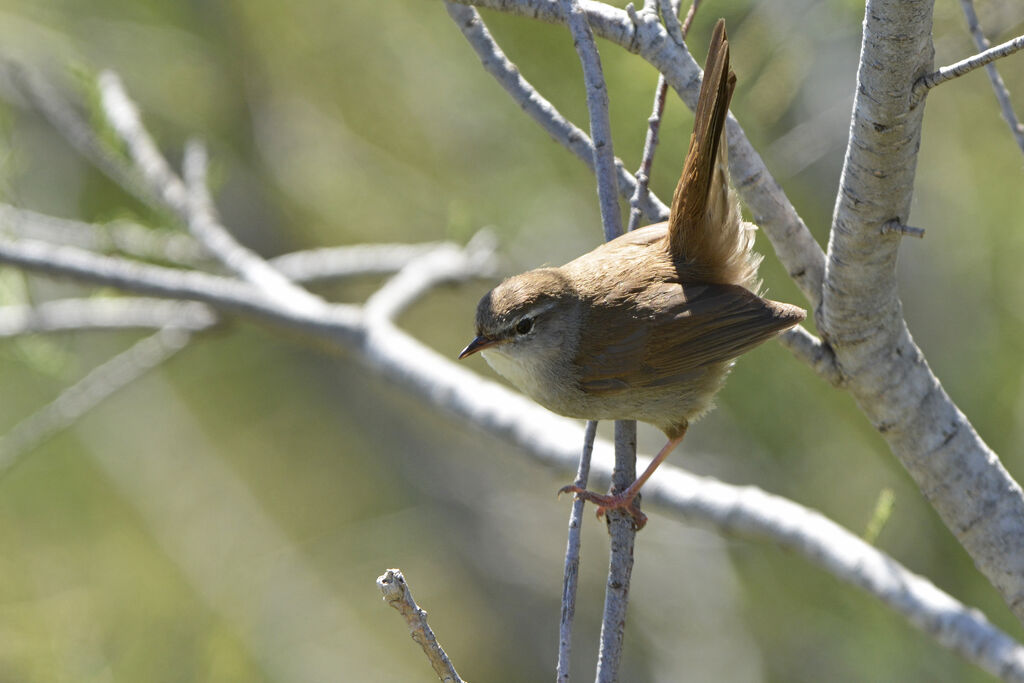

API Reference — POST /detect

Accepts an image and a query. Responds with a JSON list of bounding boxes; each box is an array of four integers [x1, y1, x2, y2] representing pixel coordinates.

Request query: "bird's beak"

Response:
[[459, 335, 498, 359]]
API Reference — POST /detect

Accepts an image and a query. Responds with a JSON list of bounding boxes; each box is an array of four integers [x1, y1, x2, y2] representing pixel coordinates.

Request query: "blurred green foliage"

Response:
[[0, 0, 1022, 681]]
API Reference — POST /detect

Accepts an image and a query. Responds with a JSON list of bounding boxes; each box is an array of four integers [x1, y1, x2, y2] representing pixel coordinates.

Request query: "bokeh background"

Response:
[[0, 0, 1022, 681]]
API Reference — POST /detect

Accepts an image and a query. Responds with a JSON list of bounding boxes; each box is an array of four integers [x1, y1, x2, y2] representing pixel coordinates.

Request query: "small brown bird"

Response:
[[459, 20, 804, 528]]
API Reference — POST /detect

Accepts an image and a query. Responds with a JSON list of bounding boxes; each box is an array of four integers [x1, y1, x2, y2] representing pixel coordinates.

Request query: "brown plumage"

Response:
[[459, 20, 805, 527]]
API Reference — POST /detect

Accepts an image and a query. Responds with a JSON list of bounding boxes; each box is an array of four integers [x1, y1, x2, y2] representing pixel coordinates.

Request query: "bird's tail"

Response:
[[668, 19, 760, 291]]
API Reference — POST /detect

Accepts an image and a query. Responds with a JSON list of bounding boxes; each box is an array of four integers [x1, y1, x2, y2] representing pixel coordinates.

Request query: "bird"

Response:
[[458, 19, 805, 529]]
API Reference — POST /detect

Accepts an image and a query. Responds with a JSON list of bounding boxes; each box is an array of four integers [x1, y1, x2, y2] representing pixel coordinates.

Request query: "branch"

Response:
[[180, 140, 325, 313], [0, 328, 194, 477], [377, 569, 467, 683], [364, 232, 498, 322], [554, 2, 637, 677], [914, 33, 1024, 95], [0, 204, 208, 266], [97, 70, 190, 214], [776, 326, 842, 386], [0, 202, 478, 284], [0, 298, 216, 337], [0, 235, 359, 338], [557, 419, 597, 683], [444, 3, 669, 223], [269, 242, 453, 281], [8, 63, 164, 212], [445, 0, 826, 310], [559, 0, 623, 241], [626, 0, 698, 233], [596, 420, 637, 683], [956, 0, 1024, 155], [822, 0, 1024, 624]]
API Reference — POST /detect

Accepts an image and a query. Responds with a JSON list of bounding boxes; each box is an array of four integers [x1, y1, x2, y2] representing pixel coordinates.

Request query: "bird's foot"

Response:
[[558, 485, 647, 530]]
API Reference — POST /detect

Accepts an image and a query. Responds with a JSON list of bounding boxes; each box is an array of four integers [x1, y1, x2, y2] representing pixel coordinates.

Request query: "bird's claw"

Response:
[[557, 485, 648, 530]]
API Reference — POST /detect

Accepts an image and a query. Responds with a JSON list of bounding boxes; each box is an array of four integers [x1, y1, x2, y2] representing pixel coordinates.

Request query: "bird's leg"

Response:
[[558, 427, 687, 530]]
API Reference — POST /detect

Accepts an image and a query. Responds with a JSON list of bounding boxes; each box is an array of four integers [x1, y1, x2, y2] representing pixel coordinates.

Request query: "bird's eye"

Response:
[[515, 317, 534, 335]]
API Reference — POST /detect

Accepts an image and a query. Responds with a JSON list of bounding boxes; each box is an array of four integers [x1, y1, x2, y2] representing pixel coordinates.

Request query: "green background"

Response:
[[0, 0, 1022, 681]]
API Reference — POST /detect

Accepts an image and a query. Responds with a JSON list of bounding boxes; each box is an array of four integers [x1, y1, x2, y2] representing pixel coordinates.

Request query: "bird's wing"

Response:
[[574, 282, 802, 395]]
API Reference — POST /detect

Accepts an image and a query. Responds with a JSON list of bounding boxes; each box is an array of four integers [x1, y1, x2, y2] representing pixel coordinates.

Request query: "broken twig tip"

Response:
[[881, 220, 925, 239]]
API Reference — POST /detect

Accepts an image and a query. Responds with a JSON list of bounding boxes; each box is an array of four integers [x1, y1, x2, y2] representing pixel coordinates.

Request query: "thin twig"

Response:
[[657, 0, 685, 46], [442, 3, 668, 223], [0, 235, 357, 337], [377, 569, 467, 683], [559, 0, 623, 241], [0, 202, 479, 283], [0, 328, 194, 478], [557, 419, 598, 683], [556, 1, 634, 678], [914, 33, 1024, 95], [956, 0, 1024, 155], [0, 298, 216, 337], [447, 0, 827, 310], [97, 70, 190, 214], [0, 203, 208, 266], [595, 420, 638, 683], [269, 242, 450, 281], [7, 63, 165, 213], [364, 232, 498, 322], [181, 140, 324, 313], [100, 78, 326, 315], [776, 326, 843, 386], [0, 239, 493, 479], [626, 0, 699, 233]]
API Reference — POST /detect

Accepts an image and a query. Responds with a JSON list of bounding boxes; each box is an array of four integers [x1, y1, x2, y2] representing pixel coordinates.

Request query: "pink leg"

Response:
[[559, 428, 687, 530]]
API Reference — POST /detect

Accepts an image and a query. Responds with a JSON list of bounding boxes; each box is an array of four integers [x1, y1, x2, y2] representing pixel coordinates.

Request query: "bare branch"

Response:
[[444, 3, 669, 223], [596, 419, 637, 683], [557, 419, 597, 683], [823, 0, 1024, 624], [776, 326, 842, 386], [377, 569, 467, 683], [626, 0, 698, 233], [0, 298, 215, 337], [8, 63, 162, 211], [554, 3, 637, 677], [445, 0, 826, 309], [181, 140, 325, 313], [364, 232, 498, 322], [914, 33, 1024, 95], [656, 0, 685, 47], [0, 202, 477, 283], [269, 243, 450, 282], [0, 235, 357, 337], [880, 219, 926, 239], [97, 70, 190, 214], [0, 328, 194, 478], [0, 204, 208, 266], [559, 0, 623, 241], [956, 0, 1024, 155]]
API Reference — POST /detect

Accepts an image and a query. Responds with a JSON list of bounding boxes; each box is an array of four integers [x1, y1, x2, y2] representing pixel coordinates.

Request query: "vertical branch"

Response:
[[626, 0, 700, 233], [557, 420, 598, 683], [595, 420, 638, 683], [556, 1, 633, 679], [957, 0, 1024, 155], [559, 0, 623, 241], [443, 3, 669, 222]]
